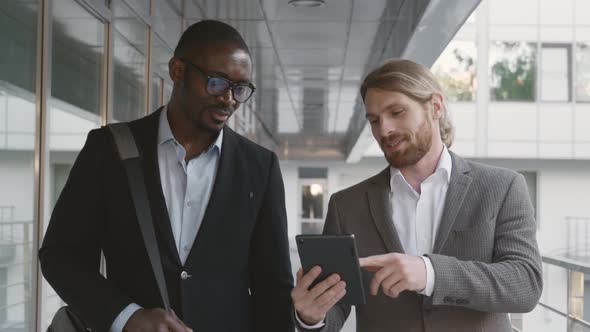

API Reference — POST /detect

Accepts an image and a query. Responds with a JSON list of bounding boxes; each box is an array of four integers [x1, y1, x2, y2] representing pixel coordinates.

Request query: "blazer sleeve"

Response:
[[296, 194, 352, 332], [248, 152, 295, 331], [39, 128, 133, 332], [427, 173, 543, 313]]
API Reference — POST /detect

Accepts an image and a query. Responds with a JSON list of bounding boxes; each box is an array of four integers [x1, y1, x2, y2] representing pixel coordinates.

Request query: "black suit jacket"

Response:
[[39, 109, 295, 332]]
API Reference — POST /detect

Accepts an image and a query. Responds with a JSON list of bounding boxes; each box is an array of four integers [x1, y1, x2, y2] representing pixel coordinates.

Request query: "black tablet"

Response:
[[295, 234, 366, 305]]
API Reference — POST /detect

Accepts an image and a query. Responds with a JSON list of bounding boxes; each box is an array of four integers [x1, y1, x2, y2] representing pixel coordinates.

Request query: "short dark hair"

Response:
[[174, 20, 251, 59]]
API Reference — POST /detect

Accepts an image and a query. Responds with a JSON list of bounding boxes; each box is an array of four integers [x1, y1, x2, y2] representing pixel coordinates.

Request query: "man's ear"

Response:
[[430, 93, 444, 120], [169, 57, 184, 82]]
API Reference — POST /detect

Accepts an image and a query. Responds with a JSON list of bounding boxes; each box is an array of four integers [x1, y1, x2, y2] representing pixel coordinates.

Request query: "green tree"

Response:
[[490, 42, 536, 101]]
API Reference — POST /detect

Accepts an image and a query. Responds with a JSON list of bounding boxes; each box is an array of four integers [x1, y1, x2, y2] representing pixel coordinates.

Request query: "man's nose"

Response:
[[216, 88, 235, 107], [379, 118, 396, 138]]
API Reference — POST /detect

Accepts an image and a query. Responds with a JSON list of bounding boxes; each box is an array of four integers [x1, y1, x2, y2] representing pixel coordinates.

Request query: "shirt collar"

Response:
[[389, 145, 452, 192], [158, 105, 223, 153]]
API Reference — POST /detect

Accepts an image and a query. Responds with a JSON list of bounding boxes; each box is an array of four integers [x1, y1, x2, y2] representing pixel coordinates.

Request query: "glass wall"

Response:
[[112, 0, 147, 122], [43, 0, 105, 329], [0, 1, 38, 330], [151, 36, 173, 112]]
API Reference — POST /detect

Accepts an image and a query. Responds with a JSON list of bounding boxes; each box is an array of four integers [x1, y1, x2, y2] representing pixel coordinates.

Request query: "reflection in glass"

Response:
[[164, 82, 173, 105], [490, 41, 537, 101], [152, 75, 162, 112], [0, 1, 37, 330], [112, 1, 146, 122], [44, 0, 104, 329], [153, 0, 181, 49], [301, 184, 324, 219], [432, 40, 477, 102], [576, 43, 590, 102], [152, 36, 172, 78]]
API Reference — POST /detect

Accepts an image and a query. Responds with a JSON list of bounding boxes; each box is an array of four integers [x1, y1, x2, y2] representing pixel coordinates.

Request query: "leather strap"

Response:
[[107, 123, 171, 311]]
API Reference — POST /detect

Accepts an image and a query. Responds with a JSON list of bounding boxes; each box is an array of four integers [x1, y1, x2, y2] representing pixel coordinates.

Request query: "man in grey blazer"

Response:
[[291, 59, 542, 332]]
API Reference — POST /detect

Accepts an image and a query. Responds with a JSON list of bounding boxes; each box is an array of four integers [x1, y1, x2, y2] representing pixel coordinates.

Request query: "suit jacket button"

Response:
[[181, 271, 191, 280]]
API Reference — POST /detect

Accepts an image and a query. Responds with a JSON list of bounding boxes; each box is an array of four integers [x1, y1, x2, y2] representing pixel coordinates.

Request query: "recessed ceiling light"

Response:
[[288, 0, 326, 8]]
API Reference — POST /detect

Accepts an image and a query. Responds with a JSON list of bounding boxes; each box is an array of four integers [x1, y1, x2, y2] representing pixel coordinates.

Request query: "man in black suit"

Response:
[[40, 20, 294, 332]]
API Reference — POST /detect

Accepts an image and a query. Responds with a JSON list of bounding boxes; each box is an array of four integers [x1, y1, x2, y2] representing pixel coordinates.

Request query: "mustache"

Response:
[[207, 105, 235, 115], [381, 133, 408, 146]]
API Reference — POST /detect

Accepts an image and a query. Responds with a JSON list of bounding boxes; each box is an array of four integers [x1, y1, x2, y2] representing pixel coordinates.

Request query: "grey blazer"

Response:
[[298, 152, 542, 332]]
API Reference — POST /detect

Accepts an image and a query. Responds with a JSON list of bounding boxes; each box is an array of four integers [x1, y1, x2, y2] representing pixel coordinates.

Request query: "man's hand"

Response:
[[291, 266, 347, 326], [359, 253, 426, 298], [123, 308, 192, 332]]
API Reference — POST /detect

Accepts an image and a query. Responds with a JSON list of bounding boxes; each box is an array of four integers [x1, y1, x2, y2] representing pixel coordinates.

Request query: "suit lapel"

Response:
[[130, 108, 182, 267], [367, 168, 405, 254], [184, 127, 247, 266], [432, 152, 472, 253]]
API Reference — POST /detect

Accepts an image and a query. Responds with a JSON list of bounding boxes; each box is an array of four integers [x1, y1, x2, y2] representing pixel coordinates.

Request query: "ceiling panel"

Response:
[[277, 48, 345, 66], [270, 21, 349, 49], [352, 0, 403, 21], [186, 0, 264, 20], [261, 0, 353, 21]]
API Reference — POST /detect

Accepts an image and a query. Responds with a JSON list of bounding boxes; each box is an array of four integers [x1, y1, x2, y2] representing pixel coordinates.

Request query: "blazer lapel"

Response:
[[131, 108, 182, 267], [367, 168, 405, 254], [432, 152, 472, 253], [184, 127, 248, 266]]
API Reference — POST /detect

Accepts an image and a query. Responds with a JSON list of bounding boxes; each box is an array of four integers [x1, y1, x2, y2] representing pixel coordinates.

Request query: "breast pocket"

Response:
[[450, 215, 496, 262]]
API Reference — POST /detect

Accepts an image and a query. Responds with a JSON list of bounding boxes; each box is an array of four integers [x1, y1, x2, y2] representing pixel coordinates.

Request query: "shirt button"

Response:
[[183, 245, 190, 252], [186, 201, 193, 207], [181, 271, 191, 280]]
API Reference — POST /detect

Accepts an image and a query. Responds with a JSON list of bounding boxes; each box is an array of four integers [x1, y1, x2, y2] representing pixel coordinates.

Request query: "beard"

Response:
[[382, 117, 433, 169]]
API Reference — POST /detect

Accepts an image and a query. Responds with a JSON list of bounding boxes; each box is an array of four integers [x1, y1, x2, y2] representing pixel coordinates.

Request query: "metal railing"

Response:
[[566, 216, 590, 259], [538, 254, 590, 332], [0, 218, 34, 331]]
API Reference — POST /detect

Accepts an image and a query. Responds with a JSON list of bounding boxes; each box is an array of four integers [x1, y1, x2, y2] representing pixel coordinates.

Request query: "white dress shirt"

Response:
[[389, 145, 451, 297], [297, 146, 452, 329], [110, 106, 223, 332]]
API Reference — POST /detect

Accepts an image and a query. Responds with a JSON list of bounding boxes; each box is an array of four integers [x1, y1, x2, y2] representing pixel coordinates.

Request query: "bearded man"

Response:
[[291, 59, 542, 332]]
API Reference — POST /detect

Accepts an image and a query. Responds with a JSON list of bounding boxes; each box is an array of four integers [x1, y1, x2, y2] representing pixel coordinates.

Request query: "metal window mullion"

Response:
[[145, 0, 154, 116], [34, 0, 52, 331], [105, 17, 115, 124]]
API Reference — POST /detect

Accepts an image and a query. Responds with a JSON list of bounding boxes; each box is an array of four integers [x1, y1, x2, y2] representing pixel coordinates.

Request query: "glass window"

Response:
[[151, 75, 163, 112], [112, 0, 147, 122], [432, 40, 477, 102], [152, 36, 172, 81], [541, 44, 571, 102], [153, 0, 181, 49], [122, 0, 150, 18], [164, 81, 173, 105], [490, 41, 537, 102], [576, 43, 590, 102], [0, 1, 37, 330], [44, 0, 104, 329]]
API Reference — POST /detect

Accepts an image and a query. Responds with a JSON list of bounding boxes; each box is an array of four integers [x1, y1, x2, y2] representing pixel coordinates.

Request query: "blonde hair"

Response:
[[360, 59, 454, 148]]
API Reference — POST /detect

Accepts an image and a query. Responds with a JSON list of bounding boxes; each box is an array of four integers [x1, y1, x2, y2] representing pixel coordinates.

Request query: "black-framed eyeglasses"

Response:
[[179, 58, 256, 103]]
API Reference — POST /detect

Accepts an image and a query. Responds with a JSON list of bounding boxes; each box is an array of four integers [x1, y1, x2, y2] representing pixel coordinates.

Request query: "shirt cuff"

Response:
[[294, 309, 326, 329], [418, 256, 435, 297], [109, 303, 142, 332]]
